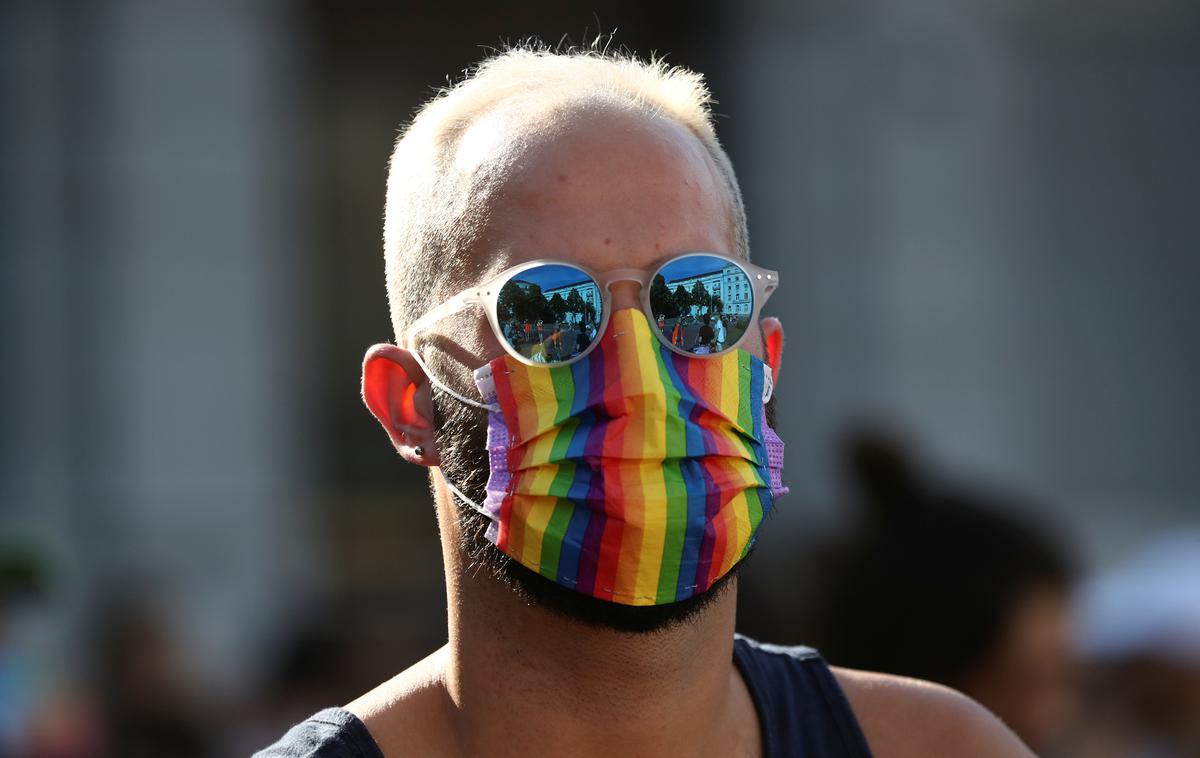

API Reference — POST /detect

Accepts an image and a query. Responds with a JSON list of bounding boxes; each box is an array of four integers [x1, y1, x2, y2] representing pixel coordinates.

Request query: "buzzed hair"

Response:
[[381, 44, 749, 345]]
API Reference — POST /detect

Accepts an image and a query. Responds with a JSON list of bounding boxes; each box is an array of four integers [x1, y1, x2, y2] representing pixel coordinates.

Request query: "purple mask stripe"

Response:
[[575, 506, 606, 596], [692, 458, 723, 594], [483, 409, 514, 517], [760, 405, 788, 497], [582, 342, 609, 459], [582, 416, 608, 460], [696, 404, 720, 457]]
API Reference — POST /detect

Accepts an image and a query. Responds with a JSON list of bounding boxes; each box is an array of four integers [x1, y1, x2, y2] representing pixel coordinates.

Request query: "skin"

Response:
[[358, 105, 1033, 757]]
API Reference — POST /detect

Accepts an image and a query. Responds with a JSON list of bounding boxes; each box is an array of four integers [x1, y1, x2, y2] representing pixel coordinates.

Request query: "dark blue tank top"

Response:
[[732, 635, 873, 757], [255, 636, 873, 757]]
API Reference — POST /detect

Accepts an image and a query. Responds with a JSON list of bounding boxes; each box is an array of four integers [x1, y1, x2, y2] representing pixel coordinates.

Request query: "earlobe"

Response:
[[361, 344, 440, 466], [760, 317, 784, 383]]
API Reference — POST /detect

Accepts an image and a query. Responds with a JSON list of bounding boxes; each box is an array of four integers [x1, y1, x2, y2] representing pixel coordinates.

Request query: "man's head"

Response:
[[362, 46, 783, 633]]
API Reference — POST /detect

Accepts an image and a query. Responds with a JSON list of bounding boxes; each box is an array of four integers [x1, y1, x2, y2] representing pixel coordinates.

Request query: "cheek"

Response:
[[472, 312, 505, 360], [421, 309, 508, 394]]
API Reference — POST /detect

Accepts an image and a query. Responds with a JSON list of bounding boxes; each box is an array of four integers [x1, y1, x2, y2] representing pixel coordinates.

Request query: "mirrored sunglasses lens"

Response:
[[496, 264, 603, 364], [650, 255, 752, 355]]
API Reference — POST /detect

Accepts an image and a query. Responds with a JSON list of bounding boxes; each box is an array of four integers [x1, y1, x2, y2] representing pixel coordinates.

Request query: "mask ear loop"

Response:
[[439, 470, 498, 523]]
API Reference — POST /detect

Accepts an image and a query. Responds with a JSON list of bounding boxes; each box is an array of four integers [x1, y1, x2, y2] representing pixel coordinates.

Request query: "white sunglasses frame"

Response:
[[405, 252, 779, 368]]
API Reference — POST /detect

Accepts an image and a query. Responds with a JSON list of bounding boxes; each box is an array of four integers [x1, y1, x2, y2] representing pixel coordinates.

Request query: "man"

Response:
[[550, 323, 562, 360], [573, 323, 588, 357], [696, 313, 716, 354], [258, 47, 1030, 757]]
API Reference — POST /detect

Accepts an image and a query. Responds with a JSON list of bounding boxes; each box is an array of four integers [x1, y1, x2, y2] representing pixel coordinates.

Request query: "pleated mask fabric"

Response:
[[471, 308, 787, 606]]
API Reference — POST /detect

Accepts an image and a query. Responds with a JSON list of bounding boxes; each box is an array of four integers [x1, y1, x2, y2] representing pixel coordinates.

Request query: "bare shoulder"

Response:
[[345, 645, 455, 756], [831, 667, 1034, 758]]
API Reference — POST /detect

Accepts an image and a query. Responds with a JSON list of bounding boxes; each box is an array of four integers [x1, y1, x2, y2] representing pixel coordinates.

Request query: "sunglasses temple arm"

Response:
[[403, 291, 473, 348]]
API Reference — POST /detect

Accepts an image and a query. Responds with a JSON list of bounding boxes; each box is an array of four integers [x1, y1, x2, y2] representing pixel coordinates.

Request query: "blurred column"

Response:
[[1, 0, 84, 698], [2, 0, 315, 695]]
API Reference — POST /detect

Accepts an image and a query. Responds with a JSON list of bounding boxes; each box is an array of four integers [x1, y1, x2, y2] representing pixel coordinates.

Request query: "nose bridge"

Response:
[[601, 268, 645, 285], [603, 269, 645, 311]]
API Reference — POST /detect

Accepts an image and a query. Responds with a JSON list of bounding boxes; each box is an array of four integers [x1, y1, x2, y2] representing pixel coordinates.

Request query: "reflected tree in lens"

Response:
[[673, 284, 691, 313], [689, 280, 710, 315], [650, 274, 683, 342], [565, 288, 585, 321], [552, 293, 575, 327]]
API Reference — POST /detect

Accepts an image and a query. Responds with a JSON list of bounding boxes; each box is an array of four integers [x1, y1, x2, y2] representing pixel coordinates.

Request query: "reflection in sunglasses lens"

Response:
[[649, 256, 752, 355], [496, 264, 603, 364]]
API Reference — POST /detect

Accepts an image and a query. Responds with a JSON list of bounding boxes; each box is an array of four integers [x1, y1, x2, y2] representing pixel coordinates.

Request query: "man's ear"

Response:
[[361, 344, 440, 466], [760, 317, 784, 383]]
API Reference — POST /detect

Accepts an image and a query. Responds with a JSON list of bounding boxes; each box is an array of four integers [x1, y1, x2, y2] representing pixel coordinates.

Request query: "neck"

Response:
[[437, 496, 754, 756]]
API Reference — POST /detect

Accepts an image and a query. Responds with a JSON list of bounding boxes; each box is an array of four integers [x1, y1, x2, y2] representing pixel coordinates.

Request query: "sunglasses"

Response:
[[406, 252, 779, 367]]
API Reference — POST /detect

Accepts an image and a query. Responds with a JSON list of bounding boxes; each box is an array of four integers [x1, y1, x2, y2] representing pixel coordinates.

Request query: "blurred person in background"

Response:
[[808, 426, 1078, 754], [257, 45, 1030, 757], [88, 599, 213, 758], [1061, 531, 1200, 758], [21, 595, 212, 758]]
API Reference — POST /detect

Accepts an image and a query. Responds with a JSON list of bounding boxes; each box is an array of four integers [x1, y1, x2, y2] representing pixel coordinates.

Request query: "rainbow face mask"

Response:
[[453, 308, 787, 606]]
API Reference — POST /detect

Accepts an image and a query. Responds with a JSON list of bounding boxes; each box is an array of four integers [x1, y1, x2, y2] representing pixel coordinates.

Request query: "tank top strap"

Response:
[[733, 635, 873, 757]]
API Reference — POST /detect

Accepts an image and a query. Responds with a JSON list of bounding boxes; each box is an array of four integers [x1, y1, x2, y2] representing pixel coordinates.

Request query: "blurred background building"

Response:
[[3, 0, 1198, 755]]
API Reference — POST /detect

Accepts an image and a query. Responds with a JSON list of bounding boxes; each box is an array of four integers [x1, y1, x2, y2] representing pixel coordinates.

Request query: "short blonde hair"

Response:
[[381, 45, 749, 342]]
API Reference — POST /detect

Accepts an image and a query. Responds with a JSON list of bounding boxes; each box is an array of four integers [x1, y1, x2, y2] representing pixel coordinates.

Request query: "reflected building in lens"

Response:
[[515, 277, 602, 325], [663, 264, 752, 316]]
